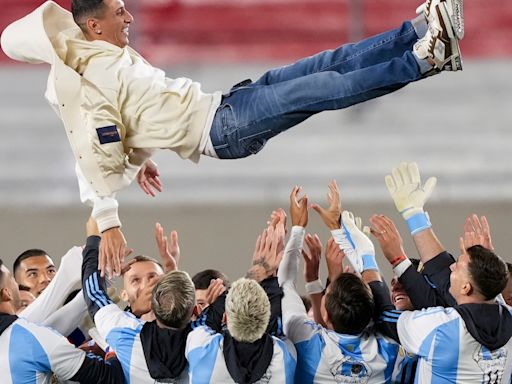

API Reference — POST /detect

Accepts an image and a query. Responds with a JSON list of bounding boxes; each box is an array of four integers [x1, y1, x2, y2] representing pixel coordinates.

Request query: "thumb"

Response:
[[423, 177, 437, 198]]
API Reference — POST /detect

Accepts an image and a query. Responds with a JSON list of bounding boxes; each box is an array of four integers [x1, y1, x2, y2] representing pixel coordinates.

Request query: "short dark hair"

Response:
[[325, 273, 375, 335], [467, 245, 508, 300], [71, 0, 107, 31], [192, 269, 230, 290], [506, 262, 512, 275], [13, 249, 48, 276]]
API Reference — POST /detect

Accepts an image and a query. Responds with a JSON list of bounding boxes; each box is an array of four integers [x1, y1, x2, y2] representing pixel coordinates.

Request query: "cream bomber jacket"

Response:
[[1, 1, 221, 231]]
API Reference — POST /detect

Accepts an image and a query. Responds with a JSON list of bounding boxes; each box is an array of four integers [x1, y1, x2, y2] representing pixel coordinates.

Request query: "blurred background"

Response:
[[1, 0, 511, 285]]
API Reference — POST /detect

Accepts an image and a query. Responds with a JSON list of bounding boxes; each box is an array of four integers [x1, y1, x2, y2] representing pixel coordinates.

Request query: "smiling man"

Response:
[[1, 0, 465, 279], [13, 249, 57, 297]]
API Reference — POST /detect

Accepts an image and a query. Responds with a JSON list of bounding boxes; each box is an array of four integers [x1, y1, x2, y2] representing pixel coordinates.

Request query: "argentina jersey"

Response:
[[94, 304, 189, 384], [0, 317, 85, 384], [397, 306, 512, 383], [392, 345, 418, 384], [186, 325, 296, 384], [287, 317, 399, 383]]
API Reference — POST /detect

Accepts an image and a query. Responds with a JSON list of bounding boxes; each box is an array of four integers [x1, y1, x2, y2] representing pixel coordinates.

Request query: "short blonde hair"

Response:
[[152, 270, 195, 329], [225, 278, 270, 343]]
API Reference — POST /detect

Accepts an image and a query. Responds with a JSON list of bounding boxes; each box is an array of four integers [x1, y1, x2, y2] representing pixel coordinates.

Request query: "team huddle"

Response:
[[2, 0, 511, 382]]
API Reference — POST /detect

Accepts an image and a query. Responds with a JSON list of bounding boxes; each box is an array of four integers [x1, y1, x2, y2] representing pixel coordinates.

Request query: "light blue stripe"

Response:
[[295, 333, 325, 384], [105, 323, 143, 384], [431, 318, 459, 383], [413, 307, 447, 319], [10, 323, 52, 383], [377, 337, 399, 381], [85, 277, 104, 309], [341, 220, 356, 251], [383, 311, 401, 318], [418, 328, 436, 358], [380, 316, 399, 323], [187, 333, 222, 384], [91, 273, 110, 306], [276, 339, 296, 384]]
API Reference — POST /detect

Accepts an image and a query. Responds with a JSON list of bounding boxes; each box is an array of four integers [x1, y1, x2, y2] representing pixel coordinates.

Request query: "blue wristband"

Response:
[[406, 212, 431, 235], [362, 254, 379, 271]]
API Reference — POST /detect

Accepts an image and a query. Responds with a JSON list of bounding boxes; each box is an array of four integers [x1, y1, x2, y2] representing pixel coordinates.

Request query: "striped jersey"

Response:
[[0, 317, 85, 384], [397, 306, 512, 383], [186, 325, 296, 383], [287, 316, 399, 383], [94, 304, 189, 384]]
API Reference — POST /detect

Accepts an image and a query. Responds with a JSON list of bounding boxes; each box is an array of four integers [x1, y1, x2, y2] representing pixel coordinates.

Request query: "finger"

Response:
[[384, 174, 396, 194], [99, 243, 106, 277], [392, 166, 403, 187], [408, 162, 420, 184], [400, 162, 412, 185], [148, 177, 163, 193], [423, 177, 437, 199]]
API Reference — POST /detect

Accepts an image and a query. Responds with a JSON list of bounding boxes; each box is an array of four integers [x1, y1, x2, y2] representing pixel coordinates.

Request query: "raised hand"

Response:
[[311, 180, 341, 230], [247, 225, 283, 282], [463, 214, 494, 250], [290, 186, 308, 227], [325, 237, 345, 281], [385, 162, 436, 234], [155, 223, 180, 272], [206, 278, 226, 305], [302, 234, 322, 282], [99, 227, 132, 279], [369, 214, 407, 267], [137, 159, 163, 197]]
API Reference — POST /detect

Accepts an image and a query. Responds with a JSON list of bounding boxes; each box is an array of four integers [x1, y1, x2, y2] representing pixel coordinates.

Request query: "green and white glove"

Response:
[[385, 162, 437, 235]]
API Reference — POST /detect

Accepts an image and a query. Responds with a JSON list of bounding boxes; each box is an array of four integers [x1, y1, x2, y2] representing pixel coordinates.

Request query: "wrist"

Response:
[[305, 279, 324, 295], [389, 254, 407, 267], [362, 254, 379, 271], [404, 211, 431, 235]]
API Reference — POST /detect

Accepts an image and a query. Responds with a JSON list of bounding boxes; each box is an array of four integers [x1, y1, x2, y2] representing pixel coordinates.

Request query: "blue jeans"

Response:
[[210, 21, 424, 159]]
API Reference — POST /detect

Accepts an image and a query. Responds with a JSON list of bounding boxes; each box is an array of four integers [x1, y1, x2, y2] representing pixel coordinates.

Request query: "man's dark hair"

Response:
[[13, 249, 48, 276], [506, 262, 512, 275], [467, 245, 508, 300], [71, 0, 107, 31], [325, 273, 375, 335], [192, 269, 230, 290]]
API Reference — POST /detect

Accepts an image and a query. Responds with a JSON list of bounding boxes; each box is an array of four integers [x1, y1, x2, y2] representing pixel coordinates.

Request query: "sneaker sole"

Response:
[[436, 4, 464, 71], [443, 0, 464, 40]]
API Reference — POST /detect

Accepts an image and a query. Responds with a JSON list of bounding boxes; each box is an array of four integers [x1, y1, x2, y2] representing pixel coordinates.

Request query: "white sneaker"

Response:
[[413, 2, 463, 71], [417, 0, 464, 40]]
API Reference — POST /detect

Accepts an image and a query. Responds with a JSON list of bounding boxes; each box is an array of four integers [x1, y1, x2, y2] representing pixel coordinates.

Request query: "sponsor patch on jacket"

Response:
[[96, 125, 121, 144]]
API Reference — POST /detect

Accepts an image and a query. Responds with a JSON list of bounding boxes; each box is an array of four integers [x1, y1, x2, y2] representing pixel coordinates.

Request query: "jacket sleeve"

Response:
[[82, 236, 113, 319], [369, 280, 401, 343], [421, 251, 457, 307], [70, 354, 125, 383], [260, 277, 284, 337]]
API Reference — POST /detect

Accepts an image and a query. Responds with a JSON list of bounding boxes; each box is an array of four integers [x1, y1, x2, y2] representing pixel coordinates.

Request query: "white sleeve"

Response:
[[94, 304, 144, 346], [277, 227, 309, 337], [397, 306, 459, 356], [42, 291, 88, 336], [277, 226, 305, 285], [26, 321, 86, 380], [185, 326, 217, 356], [20, 246, 83, 323], [75, 163, 121, 232]]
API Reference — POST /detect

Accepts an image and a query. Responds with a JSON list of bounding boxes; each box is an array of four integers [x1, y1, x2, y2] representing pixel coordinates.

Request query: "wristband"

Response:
[[361, 254, 379, 271], [405, 211, 431, 235], [390, 254, 407, 267], [305, 279, 324, 295], [393, 258, 412, 278]]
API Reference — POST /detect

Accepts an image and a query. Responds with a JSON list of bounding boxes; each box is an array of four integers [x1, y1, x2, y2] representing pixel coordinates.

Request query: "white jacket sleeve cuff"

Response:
[[92, 197, 121, 232]]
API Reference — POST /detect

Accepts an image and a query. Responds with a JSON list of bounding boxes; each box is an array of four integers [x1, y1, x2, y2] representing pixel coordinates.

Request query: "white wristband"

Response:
[[305, 279, 324, 295]]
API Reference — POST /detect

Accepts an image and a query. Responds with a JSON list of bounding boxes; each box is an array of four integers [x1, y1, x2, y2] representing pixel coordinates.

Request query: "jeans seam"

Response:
[[318, 26, 417, 73]]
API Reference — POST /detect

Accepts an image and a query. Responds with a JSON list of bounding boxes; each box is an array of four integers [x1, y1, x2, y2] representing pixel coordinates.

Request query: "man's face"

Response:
[[502, 273, 512, 307], [390, 277, 414, 311], [17, 290, 35, 314], [1, 265, 22, 313], [121, 261, 163, 316], [449, 250, 471, 301], [94, 0, 134, 48], [15, 255, 56, 297], [195, 289, 209, 312]]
